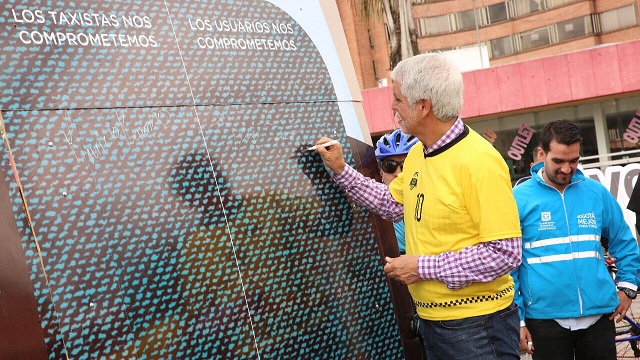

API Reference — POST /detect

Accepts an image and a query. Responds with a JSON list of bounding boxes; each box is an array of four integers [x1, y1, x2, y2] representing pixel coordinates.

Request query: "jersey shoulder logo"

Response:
[[409, 172, 419, 190]]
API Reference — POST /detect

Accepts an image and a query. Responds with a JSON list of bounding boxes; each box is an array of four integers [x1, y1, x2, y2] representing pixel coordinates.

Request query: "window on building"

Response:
[[519, 26, 551, 51], [575, 119, 599, 162], [600, 4, 638, 33], [482, 15, 596, 58], [373, 61, 379, 80], [604, 96, 640, 161], [487, 2, 509, 23], [490, 35, 515, 57], [415, 0, 587, 38], [429, 14, 451, 35], [547, 0, 571, 6], [415, 18, 428, 37], [556, 16, 593, 42], [512, 0, 547, 17], [415, 15, 450, 36], [454, 9, 478, 31]]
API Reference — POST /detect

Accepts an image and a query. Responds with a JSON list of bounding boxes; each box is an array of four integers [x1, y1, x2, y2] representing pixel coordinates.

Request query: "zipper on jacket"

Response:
[[560, 190, 584, 315]]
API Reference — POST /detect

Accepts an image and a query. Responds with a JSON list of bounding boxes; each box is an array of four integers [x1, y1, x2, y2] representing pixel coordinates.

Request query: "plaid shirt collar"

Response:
[[423, 117, 464, 155]]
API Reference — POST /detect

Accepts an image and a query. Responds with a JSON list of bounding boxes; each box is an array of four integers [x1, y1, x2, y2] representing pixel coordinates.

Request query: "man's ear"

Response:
[[418, 99, 431, 117]]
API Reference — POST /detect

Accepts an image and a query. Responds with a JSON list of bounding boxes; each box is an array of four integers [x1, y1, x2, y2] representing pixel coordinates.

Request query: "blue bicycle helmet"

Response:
[[375, 129, 419, 160]]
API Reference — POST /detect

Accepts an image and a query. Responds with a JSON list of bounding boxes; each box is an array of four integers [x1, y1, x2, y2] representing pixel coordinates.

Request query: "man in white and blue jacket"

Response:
[[512, 120, 640, 360]]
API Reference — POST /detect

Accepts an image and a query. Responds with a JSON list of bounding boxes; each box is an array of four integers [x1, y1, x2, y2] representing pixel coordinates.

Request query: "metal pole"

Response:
[[473, 0, 484, 68]]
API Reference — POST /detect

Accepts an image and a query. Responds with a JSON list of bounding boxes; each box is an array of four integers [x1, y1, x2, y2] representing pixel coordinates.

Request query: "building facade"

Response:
[[335, 1, 392, 90], [414, 0, 640, 67], [362, 40, 640, 183], [339, 0, 640, 185], [340, 0, 640, 89]]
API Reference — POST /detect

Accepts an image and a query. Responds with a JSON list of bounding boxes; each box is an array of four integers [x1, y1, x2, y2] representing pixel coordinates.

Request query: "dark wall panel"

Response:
[[0, 174, 48, 360]]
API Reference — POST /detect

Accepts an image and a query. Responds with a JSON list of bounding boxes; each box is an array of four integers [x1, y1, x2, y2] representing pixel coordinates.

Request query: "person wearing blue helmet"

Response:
[[375, 129, 419, 254]]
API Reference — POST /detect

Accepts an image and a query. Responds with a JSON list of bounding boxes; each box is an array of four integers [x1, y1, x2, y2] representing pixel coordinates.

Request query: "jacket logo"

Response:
[[409, 172, 419, 190], [538, 211, 556, 231], [577, 211, 598, 229], [541, 212, 551, 222]]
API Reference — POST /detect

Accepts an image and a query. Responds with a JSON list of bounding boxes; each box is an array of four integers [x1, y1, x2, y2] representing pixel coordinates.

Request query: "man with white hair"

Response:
[[314, 53, 522, 359]]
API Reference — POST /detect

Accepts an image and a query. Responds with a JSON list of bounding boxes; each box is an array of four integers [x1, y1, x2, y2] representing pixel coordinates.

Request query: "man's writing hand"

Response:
[[314, 137, 346, 174]]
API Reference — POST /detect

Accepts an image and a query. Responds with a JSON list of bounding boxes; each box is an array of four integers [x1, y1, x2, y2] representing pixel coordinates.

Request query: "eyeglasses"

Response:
[[381, 159, 404, 174]]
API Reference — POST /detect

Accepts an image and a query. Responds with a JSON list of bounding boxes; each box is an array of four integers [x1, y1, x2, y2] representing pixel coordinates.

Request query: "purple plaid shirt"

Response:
[[334, 118, 522, 290]]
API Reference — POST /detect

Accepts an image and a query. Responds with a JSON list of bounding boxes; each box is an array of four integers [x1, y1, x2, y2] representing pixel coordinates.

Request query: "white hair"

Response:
[[390, 53, 463, 120]]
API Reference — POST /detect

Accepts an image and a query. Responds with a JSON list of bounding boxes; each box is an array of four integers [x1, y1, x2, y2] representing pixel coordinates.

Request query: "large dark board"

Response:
[[0, 1, 413, 359]]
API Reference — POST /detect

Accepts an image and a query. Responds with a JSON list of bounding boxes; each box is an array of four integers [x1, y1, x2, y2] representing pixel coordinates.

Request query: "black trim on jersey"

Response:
[[423, 125, 470, 158], [413, 284, 514, 309]]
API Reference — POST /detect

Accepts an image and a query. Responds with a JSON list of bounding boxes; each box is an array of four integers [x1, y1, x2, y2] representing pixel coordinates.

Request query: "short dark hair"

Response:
[[539, 120, 582, 153]]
